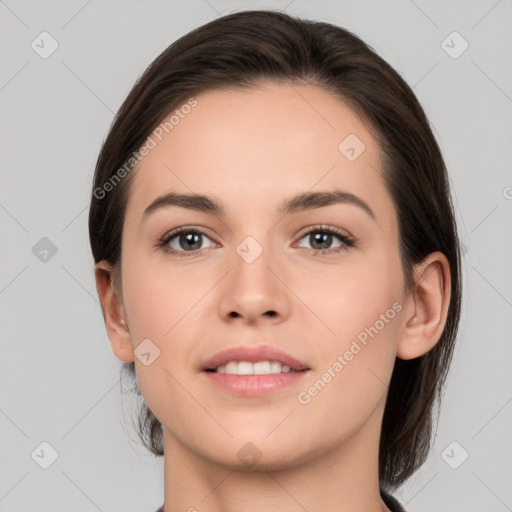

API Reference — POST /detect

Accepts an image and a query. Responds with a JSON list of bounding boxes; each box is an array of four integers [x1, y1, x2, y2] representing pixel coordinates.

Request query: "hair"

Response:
[[88, 9, 462, 492]]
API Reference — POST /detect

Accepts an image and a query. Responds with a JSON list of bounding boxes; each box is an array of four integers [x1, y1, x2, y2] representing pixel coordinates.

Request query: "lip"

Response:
[[200, 345, 310, 372], [200, 345, 311, 397], [202, 371, 310, 397]]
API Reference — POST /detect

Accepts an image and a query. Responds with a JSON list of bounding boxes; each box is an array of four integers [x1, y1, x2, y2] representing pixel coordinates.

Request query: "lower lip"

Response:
[[202, 370, 309, 397]]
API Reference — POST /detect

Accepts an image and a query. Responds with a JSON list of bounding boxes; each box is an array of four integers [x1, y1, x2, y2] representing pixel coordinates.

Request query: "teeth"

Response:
[[214, 360, 297, 375]]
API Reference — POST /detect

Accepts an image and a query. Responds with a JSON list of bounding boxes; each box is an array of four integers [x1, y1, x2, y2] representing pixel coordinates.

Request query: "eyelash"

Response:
[[158, 225, 356, 258]]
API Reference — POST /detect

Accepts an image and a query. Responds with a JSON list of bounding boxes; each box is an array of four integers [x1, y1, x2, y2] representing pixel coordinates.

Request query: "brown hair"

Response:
[[89, 9, 462, 492]]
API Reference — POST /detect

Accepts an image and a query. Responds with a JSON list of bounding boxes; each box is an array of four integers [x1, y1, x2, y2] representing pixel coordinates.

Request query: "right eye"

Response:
[[159, 227, 217, 257]]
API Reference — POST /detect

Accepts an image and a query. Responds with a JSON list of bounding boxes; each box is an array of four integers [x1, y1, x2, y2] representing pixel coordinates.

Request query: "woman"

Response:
[[89, 10, 461, 512]]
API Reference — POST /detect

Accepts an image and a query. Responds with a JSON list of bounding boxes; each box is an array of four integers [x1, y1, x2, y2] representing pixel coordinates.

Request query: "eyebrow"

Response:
[[142, 189, 375, 221]]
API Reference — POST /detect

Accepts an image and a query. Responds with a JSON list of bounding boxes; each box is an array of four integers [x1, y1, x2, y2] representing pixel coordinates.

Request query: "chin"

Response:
[[201, 436, 319, 472]]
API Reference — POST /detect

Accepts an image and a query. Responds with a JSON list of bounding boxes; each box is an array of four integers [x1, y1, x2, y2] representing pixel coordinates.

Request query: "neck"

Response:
[[162, 400, 390, 512]]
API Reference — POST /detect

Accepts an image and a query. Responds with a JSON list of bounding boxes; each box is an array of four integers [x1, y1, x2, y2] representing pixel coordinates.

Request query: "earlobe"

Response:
[[397, 252, 451, 360], [94, 260, 135, 363]]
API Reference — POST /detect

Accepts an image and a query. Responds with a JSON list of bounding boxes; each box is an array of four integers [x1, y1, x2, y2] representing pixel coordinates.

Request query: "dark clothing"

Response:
[[154, 488, 407, 511]]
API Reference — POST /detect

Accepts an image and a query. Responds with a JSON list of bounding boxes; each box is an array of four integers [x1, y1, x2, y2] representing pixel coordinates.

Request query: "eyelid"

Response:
[[295, 224, 353, 240], [159, 225, 216, 242]]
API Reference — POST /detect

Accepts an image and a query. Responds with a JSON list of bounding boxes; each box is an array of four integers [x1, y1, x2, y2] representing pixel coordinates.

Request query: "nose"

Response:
[[218, 238, 291, 326]]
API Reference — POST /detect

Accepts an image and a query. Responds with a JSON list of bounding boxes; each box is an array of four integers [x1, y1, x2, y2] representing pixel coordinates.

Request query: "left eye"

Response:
[[296, 229, 352, 252]]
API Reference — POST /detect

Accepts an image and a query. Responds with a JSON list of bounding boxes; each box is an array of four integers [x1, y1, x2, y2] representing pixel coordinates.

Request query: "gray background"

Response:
[[1, 0, 511, 510]]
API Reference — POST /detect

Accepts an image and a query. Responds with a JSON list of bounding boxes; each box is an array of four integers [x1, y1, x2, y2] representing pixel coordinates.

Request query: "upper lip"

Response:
[[200, 345, 310, 372]]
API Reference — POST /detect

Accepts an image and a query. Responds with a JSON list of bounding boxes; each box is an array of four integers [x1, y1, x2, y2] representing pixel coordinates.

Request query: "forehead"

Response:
[[125, 83, 394, 227]]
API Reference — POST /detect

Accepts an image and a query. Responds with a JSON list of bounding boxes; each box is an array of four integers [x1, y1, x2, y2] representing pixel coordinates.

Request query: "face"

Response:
[[118, 83, 408, 470]]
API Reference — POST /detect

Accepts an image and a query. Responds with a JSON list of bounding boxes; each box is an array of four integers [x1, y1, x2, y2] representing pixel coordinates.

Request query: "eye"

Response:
[[158, 225, 356, 258], [159, 227, 216, 256], [296, 225, 355, 255]]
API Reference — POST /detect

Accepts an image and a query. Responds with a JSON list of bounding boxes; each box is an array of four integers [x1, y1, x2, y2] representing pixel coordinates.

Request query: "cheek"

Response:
[[295, 272, 403, 431], [296, 252, 402, 344], [121, 250, 207, 342], [298, 247, 404, 399]]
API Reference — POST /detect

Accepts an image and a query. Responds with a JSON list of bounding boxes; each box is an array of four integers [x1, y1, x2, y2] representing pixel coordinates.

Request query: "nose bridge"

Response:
[[218, 231, 290, 323], [233, 232, 278, 295]]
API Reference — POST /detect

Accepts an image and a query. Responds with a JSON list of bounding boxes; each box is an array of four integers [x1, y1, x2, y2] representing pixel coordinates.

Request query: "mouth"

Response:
[[200, 344, 310, 373], [200, 345, 311, 397], [204, 360, 307, 375]]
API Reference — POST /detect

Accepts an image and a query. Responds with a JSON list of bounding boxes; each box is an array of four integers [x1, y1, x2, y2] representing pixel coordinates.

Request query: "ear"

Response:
[[397, 251, 451, 360], [94, 260, 134, 363]]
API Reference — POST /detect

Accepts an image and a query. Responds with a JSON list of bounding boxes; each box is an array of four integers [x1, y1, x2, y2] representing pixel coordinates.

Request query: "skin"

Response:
[[95, 83, 451, 512]]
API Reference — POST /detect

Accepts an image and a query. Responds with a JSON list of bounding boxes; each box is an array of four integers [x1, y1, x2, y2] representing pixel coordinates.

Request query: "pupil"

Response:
[[312, 232, 331, 250], [181, 232, 201, 250]]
